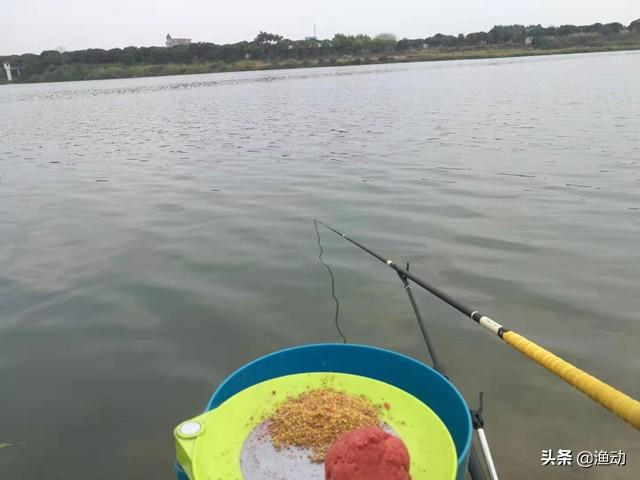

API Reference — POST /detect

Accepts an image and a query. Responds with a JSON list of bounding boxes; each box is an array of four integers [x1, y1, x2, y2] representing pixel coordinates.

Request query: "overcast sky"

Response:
[[2, 0, 638, 55]]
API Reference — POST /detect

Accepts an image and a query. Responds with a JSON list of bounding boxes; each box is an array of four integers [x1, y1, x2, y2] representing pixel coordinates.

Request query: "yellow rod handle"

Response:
[[502, 331, 640, 430]]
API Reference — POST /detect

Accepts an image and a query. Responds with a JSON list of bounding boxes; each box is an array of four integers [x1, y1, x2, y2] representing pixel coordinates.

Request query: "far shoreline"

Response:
[[2, 45, 639, 86]]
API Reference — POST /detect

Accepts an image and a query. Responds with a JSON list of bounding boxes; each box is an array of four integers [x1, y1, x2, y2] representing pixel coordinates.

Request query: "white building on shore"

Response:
[[3, 62, 23, 82], [166, 34, 191, 47], [3, 62, 12, 81]]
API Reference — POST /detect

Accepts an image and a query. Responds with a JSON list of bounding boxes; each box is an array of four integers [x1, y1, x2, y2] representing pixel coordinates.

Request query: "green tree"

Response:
[[254, 31, 283, 45], [353, 34, 372, 50], [332, 33, 355, 52], [40, 50, 63, 65], [121, 46, 138, 65], [373, 33, 397, 50], [601, 22, 625, 34], [558, 25, 579, 36], [426, 33, 459, 47], [465, 31, 488, 45], [488, 25, 527, 44], [581, 23, 603, 34], [374, 33, 397, 43]]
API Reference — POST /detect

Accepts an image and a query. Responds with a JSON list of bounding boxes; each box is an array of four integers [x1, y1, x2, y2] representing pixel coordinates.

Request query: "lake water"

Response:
[[1, 51, 639, 479]]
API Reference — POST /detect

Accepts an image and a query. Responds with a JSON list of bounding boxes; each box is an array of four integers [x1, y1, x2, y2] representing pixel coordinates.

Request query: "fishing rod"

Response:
[[314, 220, 493, 480], [315, 220, 640, 431]]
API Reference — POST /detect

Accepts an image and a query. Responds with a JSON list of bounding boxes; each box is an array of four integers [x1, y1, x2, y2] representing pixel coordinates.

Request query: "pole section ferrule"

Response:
[[475, 315, 505, 337]]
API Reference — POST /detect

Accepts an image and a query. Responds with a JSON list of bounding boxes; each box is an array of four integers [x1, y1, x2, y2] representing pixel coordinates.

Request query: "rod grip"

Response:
[[502, 331, 640, 430]]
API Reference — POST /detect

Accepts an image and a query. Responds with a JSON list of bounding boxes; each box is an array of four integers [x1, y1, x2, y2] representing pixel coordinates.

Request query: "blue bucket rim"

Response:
[[206, 342, 472, 468]]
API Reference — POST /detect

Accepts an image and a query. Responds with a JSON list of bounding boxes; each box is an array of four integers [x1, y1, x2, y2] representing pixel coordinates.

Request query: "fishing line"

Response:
[[316, 220, 640, 431], [313, 219, 347, 343]]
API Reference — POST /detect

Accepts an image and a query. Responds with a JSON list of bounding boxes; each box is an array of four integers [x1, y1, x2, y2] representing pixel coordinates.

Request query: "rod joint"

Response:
[[471, 392, 486, 430], [497, 327, 509, 338]]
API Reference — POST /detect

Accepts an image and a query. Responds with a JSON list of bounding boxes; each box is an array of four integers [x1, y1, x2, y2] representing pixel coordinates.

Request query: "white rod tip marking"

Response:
[[479, 316, 504, 336]]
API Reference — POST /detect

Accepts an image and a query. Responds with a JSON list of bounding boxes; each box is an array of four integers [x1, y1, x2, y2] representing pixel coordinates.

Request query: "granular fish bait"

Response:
[[267, 389, 381, 462]]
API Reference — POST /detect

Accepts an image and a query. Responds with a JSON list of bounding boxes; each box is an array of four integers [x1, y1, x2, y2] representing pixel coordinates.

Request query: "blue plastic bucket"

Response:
[[175, 343, 472, 480]]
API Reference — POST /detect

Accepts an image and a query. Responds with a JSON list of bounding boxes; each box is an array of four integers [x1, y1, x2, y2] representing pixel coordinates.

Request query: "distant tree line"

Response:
[[400, 21, 638, 49], [2, 19, 639, 83]]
